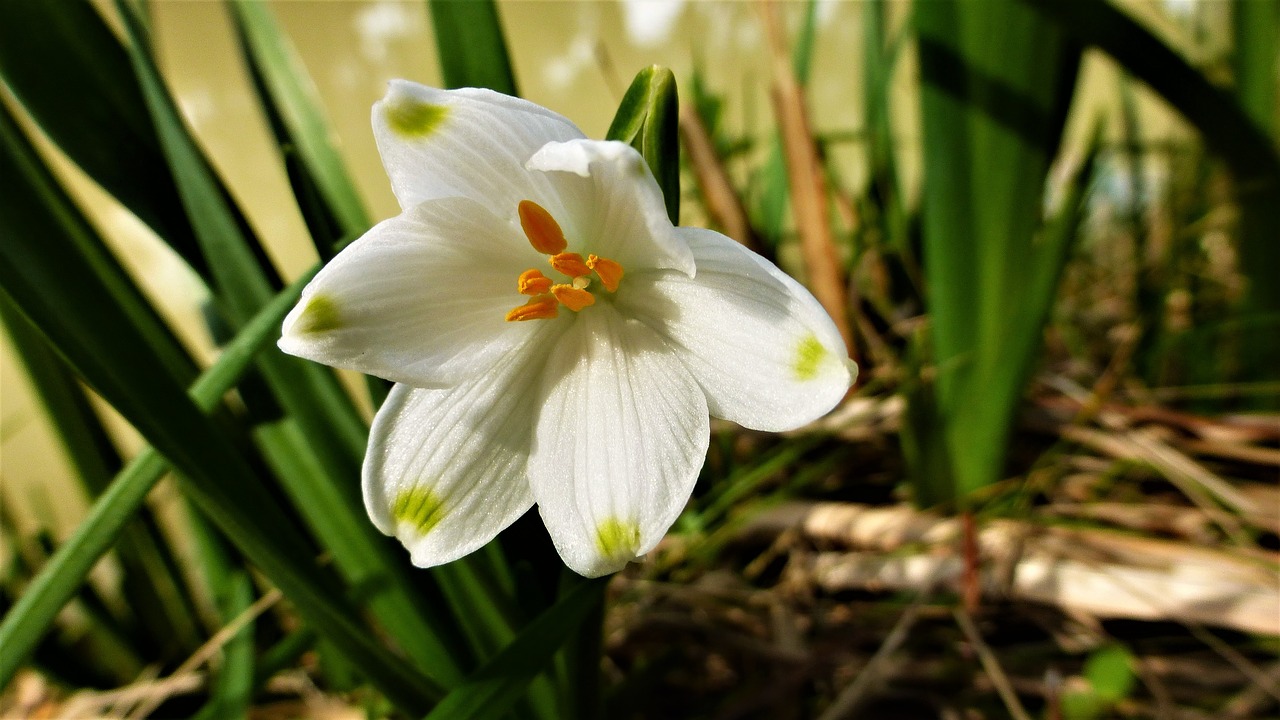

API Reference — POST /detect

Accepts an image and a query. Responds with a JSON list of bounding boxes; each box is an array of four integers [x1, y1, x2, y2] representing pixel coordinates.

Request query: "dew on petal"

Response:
[[384, 97, 448, 139], [595, 517, 640, 562], [295, 294, 341, 333], [393, 486, 447, 535], [792, 333, 827, 381]]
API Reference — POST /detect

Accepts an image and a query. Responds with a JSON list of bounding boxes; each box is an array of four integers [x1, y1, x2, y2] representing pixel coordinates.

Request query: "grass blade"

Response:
[[0, 265, 313, 689], [914, 0, 1082, 501], [422, 578, 606, 720], [1233, 0, 1279, 140], [1027, 0, 1280, 391], [112, 1, 465, 683], [426, 0, 518, 95], [0, 0, 208, 279], [227, 0, 370, 243]]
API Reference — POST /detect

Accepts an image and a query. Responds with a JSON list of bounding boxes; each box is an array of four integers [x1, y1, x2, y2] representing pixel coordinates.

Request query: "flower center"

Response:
[[505, 200, 625, 322]]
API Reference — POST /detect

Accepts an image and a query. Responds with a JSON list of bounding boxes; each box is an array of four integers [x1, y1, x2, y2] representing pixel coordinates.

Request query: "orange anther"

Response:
[[518, 200, 567, 255], [505, 294, 559, 322], [549, 252, 591, 278], [517, 268, 553, 296], [586, 254, 624, 292], [551, 284, 595, 312]]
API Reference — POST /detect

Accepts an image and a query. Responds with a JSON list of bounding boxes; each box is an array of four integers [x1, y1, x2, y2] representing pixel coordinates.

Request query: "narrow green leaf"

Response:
[[607, 65, 681, 223], [0, 265, 313, 688], [190, 532, 256, 720], [914, 0, 1082, 501], [1, 103, 441, 707], [1027, 0, 1280, 387], [427, 0, 518, 95], [1234, 0, 1279, 141], [113, 1, 462, 683], [422, 578, 605, 720], [0, 0, 208, 279], [0, 299, 204, 659], [791, 0, 820, 86], [228, 0, 370, 240]]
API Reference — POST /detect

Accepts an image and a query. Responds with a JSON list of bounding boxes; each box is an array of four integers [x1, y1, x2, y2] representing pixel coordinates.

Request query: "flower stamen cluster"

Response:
[[506, 200, 625, 322]]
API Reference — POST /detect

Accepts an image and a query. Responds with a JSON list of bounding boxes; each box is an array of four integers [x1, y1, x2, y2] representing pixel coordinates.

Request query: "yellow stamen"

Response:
[[518, 200, 567, 255], [517, 268, 553, 295], [586, 254, 624, 292], [551, 284, 595, 311], [506, 294, 559, 322], [549, 252, 591, 278]]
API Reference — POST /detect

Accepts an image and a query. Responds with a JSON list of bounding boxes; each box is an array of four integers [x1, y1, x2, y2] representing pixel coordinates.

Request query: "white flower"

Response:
[[278, 80, 854, 577]]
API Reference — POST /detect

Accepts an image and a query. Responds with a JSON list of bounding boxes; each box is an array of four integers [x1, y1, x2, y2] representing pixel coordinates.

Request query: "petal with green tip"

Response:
[[373, 80, 586, 216], [528, 306, 708, 578], [621, 228, 854, 432], [363, 322, 556, 568]]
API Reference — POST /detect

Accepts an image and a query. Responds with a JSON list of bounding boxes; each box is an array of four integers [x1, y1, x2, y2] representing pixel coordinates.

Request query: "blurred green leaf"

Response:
[[0, 260, 314, 689], [422, 578, 605, 720], [0, 0, 210, 280], [1084, 644, 1136, 702], [1234, 0, 1279, 140], [228, 0, 370, 249], [913, 0, 1082, 503], [607, 65, 681, 224], [1028, 0, 1280, 393], [1061, 644, 1135, 720], [427, 0, 518, 95], [113, 0, 468, 685], [1, 81, 442, 708]]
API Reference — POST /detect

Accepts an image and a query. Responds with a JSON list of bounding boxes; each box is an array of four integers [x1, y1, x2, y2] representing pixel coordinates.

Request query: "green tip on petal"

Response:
[[393, 486, 446, 535], [295, 294, 341, 334], [595, 517, 640, 561], [385, 98, 448, 139], [792, 333, 827, 381]]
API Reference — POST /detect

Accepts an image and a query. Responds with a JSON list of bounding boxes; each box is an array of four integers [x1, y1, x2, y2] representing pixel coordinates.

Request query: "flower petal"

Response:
[[527, 139, 695, 277], [621, 228, 854, 431], [374, 80, 586, 213], [529, 306, 709, 577], [362, 325, 554, 567], [279, 196, 551, 387]]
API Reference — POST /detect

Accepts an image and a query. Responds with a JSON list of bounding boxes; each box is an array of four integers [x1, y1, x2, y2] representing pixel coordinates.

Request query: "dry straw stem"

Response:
[[1043, 380, 1269, 520], [758, 0, 853, 356], [678, 105, 763, 255], [53, 672, 203, 720], [740, 502, 1280, 636], [123, 587, 284, 719], [47, 588, 287, 720], [954, 608, 1035, 720], [817, 599, 923, 720]]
